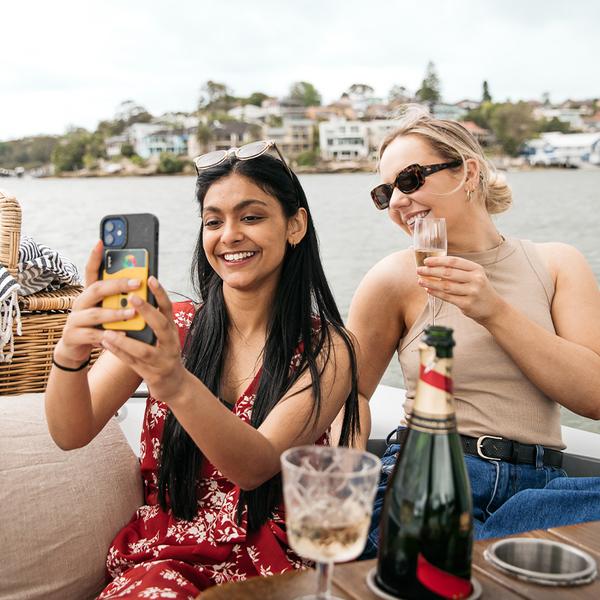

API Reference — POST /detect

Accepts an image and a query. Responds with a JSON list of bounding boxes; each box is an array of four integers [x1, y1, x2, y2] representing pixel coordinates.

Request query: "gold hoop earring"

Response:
[[466, 188, 473, 202]]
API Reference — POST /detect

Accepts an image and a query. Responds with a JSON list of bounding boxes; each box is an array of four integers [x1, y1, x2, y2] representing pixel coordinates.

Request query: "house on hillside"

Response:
[[264, 118, 314, 158], [105, 134, 130, 158], [522, 132, 600, 166], [142, 129, 187, 158], [319, 119, 396, 161], [460, 121, 494, 146], [187, 121, 258, 158]]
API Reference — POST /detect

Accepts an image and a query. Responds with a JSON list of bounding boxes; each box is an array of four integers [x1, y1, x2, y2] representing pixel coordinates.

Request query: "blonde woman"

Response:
[[349, 106, 600, 555]]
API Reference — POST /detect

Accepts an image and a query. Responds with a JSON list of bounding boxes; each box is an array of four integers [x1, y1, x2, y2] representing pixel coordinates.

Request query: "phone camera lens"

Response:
[[120, 297, 128, 308], [105, 221, 115, 233], [105, 233, 114, 245]]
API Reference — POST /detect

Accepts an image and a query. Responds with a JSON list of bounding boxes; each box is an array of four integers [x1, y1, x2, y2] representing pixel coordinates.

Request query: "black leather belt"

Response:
[[391, 428, 563, 469]]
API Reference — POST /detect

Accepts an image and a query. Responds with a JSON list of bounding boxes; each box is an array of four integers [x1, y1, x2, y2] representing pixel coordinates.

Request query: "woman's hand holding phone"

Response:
[[100, 275, 189, 404], [53, 240, 141, 368]]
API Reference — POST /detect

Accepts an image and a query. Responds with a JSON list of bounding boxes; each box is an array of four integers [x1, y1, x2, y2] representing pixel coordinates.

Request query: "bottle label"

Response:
[[410, 348, 456, 431], [417, 553, 472, 599], [419, 363, 453, 393]]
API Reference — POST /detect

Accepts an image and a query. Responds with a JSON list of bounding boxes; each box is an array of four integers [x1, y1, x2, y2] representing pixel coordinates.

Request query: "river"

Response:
[[4, 169, 600, 432]]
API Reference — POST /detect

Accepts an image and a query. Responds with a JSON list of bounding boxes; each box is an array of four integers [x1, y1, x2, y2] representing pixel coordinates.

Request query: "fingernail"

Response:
[[128, 279, 140, 288], [129, 295, 143, 307], [148, 276, 158, 288], [122, 308, 135, 318]]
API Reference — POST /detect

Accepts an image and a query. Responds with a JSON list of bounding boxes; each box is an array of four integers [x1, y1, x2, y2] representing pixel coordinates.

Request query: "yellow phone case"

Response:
[[102, 250, 148, 331]]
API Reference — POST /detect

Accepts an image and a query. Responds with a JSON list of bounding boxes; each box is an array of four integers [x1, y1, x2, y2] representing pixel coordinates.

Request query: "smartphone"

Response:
[[99, 213, 159, 344]]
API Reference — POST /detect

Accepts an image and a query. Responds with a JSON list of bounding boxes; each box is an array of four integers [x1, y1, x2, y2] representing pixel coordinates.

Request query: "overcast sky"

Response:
[[2, 0, 599, 141]]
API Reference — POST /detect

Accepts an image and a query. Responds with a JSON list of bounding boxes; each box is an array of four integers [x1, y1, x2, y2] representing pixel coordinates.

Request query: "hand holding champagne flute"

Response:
[[413, 217, 447, 326]]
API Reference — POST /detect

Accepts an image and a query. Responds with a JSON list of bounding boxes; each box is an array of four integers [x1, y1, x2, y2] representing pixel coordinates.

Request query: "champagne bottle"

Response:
[[376, 326, 473, 599]]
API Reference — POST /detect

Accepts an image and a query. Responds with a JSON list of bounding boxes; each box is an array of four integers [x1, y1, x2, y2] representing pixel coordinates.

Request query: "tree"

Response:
[[51, 130, 89, 172], [244, 92, 269, 107], [120, 143, 135, 158], [198, 80, 236, 112], [488, 102, 537, 156], [195, 123, 214, 153], [389, 84, 410, 104], [416, 61, 441, 107], [158, 152, 184, 174], [482, 81, 492, 103], [346, 83, 374, 97], [536, 116, 571, 134], [289, 81, 322, 107]]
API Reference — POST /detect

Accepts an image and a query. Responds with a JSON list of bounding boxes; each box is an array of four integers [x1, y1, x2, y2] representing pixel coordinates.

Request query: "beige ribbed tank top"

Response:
[[398, 237, 564, 449]]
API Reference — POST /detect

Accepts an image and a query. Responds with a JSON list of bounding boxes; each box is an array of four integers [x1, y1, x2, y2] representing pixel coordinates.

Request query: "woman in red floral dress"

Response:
[[45, 145, 360, 598]]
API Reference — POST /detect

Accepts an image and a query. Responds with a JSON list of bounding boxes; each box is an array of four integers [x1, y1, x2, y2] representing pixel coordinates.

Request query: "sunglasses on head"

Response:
[[370, 159, 463, 210], [195, 139, 299, 207]]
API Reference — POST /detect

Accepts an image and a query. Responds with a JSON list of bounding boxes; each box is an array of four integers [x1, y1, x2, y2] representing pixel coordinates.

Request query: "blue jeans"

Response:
[[360, 430, 570, 560]]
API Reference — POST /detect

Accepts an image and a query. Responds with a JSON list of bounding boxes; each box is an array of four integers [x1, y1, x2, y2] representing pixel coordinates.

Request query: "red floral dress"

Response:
[[99, 301, 328, 599]]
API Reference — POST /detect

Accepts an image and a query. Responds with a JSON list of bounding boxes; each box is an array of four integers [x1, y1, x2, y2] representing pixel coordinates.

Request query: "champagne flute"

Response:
[[413, 217, 447, 326], [281, 446, 381, 600]]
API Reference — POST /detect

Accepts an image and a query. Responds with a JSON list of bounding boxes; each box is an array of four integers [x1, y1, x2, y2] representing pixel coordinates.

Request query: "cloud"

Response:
[[1, 0, 598, 140]]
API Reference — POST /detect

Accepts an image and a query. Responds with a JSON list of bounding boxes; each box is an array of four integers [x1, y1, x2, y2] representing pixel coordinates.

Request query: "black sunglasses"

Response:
[[370, 160, 463, 210]]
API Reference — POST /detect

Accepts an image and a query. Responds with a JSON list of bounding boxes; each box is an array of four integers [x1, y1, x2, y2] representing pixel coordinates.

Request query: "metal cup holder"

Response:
[[484, 537, 597, 586]]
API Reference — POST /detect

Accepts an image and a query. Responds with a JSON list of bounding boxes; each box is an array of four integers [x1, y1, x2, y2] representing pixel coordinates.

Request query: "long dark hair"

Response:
[[157, 153, 359, 530]]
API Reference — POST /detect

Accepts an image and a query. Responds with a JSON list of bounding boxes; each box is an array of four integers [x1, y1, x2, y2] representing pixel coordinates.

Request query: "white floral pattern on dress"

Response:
[[99, 301, 329, 599]]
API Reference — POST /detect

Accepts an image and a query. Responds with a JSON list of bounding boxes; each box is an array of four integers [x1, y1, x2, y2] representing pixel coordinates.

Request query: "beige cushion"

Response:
[[0, 394, 143, 600]]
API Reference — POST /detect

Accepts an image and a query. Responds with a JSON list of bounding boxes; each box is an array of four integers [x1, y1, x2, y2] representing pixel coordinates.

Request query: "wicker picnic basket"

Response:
[[0, 189, 98, 395]]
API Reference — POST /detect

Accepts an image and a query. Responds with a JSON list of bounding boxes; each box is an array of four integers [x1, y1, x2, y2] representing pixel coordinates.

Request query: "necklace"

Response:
[[484, 234, 505, 284]]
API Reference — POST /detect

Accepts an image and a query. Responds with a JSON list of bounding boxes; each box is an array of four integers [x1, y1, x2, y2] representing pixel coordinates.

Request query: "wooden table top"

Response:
[[202, 521, 600, 599]]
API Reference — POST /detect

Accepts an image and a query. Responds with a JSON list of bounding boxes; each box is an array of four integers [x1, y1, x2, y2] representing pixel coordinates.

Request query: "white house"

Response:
[[126, 123, 164, 158], [523, 132, 600, 166], [143, 129, 188, 158], [319, 120, 397, 161]]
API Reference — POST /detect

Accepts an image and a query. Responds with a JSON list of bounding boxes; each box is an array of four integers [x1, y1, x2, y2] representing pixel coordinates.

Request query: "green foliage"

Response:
[[130, 154, 146, 167], [296, 150, 319, 167], [488, 102, 537, 156], [465, 101, 495, 130], [244, 92, 269, 107], [0, 136, 59, 169], [289, 81, 322, 106], [157, 152, 184, 174], [266, 115, 283, 127], [482, 81, 492, 103], [416, 61, 441, 105], [195, 124, 213, 152], [120, 143, 135, 157], [51, 129, 106, 172], [536, 117, 571, 133], [198, 80, 237, 112]]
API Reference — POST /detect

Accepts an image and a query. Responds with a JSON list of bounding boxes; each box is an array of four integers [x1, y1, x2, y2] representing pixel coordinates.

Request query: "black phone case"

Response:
[[99, 213, 159, 344]]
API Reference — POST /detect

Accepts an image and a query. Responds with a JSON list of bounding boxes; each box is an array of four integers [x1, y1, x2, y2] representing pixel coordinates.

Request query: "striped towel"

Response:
[[0, 236, 81, 362]]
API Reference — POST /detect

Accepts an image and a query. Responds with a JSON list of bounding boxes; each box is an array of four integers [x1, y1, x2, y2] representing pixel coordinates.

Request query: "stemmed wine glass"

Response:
[[281, 446, 381, 600], [413, 217, 447, 326]]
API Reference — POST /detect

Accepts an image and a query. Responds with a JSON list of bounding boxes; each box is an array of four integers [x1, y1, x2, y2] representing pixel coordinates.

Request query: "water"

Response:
[[4, 170, 600, 432]]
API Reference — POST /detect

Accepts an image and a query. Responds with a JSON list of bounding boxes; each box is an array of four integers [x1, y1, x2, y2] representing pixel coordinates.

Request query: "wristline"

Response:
[[52, 353, 92, 372]]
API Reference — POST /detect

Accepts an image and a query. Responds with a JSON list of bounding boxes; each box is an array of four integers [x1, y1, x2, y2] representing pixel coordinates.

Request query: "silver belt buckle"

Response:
[[476, 435, 503, 461]]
